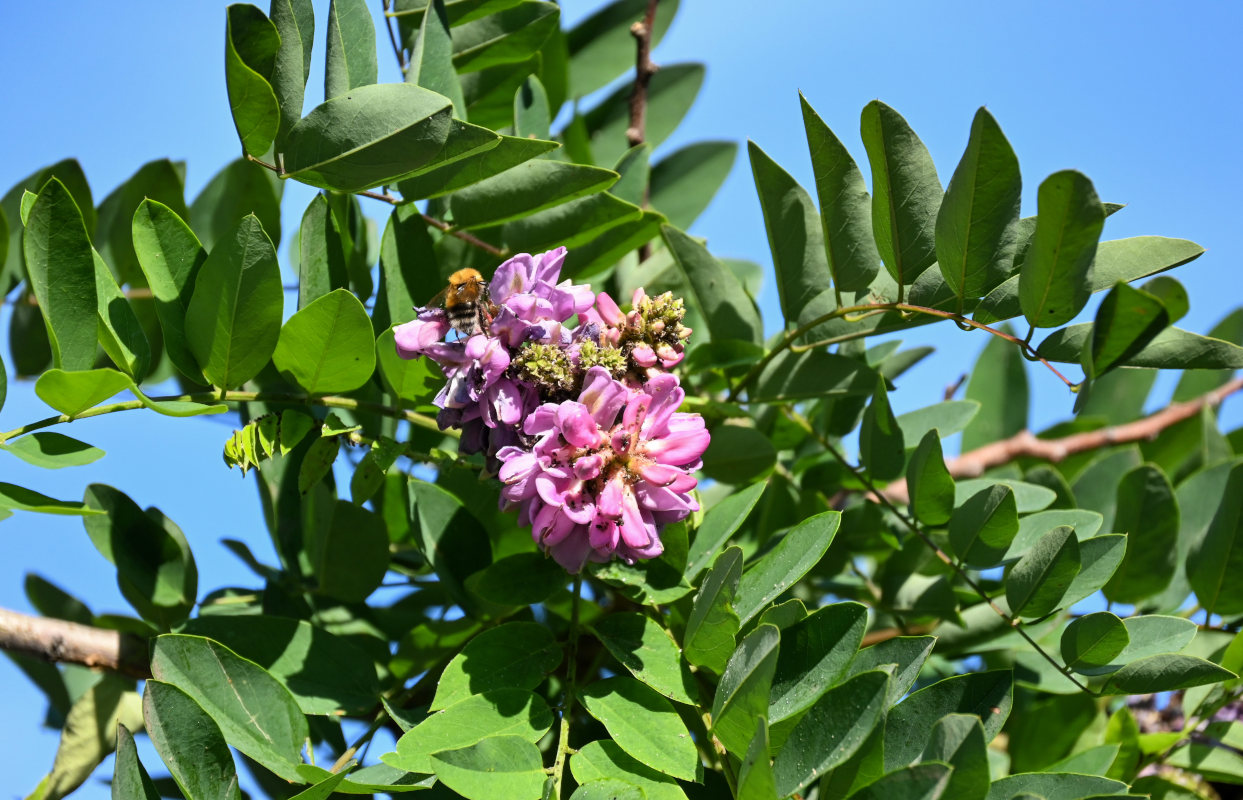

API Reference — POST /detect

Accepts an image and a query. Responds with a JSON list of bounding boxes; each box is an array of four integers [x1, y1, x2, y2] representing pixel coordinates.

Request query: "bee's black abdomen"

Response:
[[447, 301, 481, 335]]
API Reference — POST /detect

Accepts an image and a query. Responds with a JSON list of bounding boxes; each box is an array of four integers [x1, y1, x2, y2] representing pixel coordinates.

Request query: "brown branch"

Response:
[[0, 607, 151, 680], [879, 376, 1243, 505], [625, 0, 659, 263], [625, 0, 660, 149], [381, 0, 408, 73], [419, 213, 507, 259]]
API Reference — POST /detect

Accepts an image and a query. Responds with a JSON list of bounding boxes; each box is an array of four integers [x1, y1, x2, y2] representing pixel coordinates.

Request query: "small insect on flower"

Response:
[[426, 268, 493, 337]]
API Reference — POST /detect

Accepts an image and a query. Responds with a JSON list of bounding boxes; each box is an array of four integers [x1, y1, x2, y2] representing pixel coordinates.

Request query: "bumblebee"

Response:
[[429, 268, 490, 337]]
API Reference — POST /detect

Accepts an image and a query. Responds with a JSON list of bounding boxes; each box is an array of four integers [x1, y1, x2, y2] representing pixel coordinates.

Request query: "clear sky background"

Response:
[[2, 2, 1241, 797]]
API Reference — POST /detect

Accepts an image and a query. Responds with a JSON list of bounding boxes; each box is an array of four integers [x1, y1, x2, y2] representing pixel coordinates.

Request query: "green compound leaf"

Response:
[[922, 713, 989, 800], [1086, 281, 1171, 378], [429, 736, 546, 800], [684, 482, 765, 582], [324, 0, 377, 99], [143, 680, 241, 800], [885, 670, 1012, 770], [662, 224, 762, 346], [284, 83, 453, 192], [185, 214, 282, 390], [224, 4, 281, 159], [1006, 525, 1080, 619], [1189, 461, 1243, 617], [431, 622, 562, 711], [986, 772, 1127, 800], [907, 430, 955, 526], [113, 724, 161, 800], [845, 763, 952, 800], [1103, 464, 1178, 604], [23, 177, 97, 371], [132, 199, 209, 383], [268, 0, 315, 152], [0, 432, 103, 469], [83, 484, 197, 628], [860, 100, 942, 291], [1061, 611, 1129, 673], [396, 131, 554, 201], [407, 0, 465, 117], [684, 546, 743, 675], [711, 623, 780, 759], [92, 247, 150, 382], [450, 1, 559, 74], [571, 739, 686, 800], [700, 425, 776, 485], [34, 368, 224, 419], [800, 94, 880, 293], [1040, 323, 1243, 369], [769, 602, 867, 725], [449, 159, 618, 229], [310, 500, 390, 603], [1018, 170, 1105, 328], [580, 677, 698, 781], [974, 235, 1204, 326], [734, 510, 839, 625], [592, 612, 697, 705], [773, 670, 889, 798], [0, 483, 102, 517], [272, 288, 375, 394], [748, 140, 832, 328], [936, 107, 1021, 301], [386, 689, 554, 775], [180, 614, 379, 716], [650, 140, 736, 231], [949, 484, 1019, 568], [860, 376, 905, 481], [150, 634, 307, 781]]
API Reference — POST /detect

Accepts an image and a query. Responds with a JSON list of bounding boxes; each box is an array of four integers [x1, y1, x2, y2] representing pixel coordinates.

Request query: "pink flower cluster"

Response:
[[393, 248, 709, 572]]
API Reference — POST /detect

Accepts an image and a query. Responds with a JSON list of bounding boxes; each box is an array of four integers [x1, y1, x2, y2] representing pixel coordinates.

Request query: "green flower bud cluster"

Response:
[[578, 339, 627, 378], [512, 342, 575, 392]]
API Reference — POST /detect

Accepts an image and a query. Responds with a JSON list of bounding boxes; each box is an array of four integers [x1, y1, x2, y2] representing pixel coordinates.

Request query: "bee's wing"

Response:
[[421, 284, 451, 309]]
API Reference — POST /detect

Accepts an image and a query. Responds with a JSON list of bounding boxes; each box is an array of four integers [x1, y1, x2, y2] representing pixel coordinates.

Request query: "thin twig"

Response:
[[0, 390, 447, 445], [381, 0, 408, 73], [878, 376, 1243, 505], [0, 607, 151, 679], [727, 301, 1078, 402], [625, 0, 659, 263], [784, 408, 1095, 695], [242, 153, 507, 260], [419, 213, 507, 259], [625, 0, 660, 150]]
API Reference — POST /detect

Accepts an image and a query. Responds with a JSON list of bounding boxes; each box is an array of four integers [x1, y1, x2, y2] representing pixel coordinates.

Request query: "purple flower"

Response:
[[496, 367, 709, 572], [393, 246, 707, 572]]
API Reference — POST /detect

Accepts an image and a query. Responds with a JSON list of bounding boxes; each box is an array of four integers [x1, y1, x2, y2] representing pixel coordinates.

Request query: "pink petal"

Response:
[[578, 367, 628, 428], [549, 533, 594, 573], [589, 518, 619, 552], [597, 475, 625, 519], [498, 450, 538, 484], [631, 343, 658, 368], [635, 461, 682, 487], [574, 454, 604, 481], [642, 374, 683, 436], [594, 292, 624, 326], [555, 401, 601, 449], [618, 487, 653, 549], [645, 428, 711, 466]]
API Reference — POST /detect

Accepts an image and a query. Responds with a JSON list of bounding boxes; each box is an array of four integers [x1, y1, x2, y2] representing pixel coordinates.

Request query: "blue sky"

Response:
[[2, 2, 1241, 796]]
